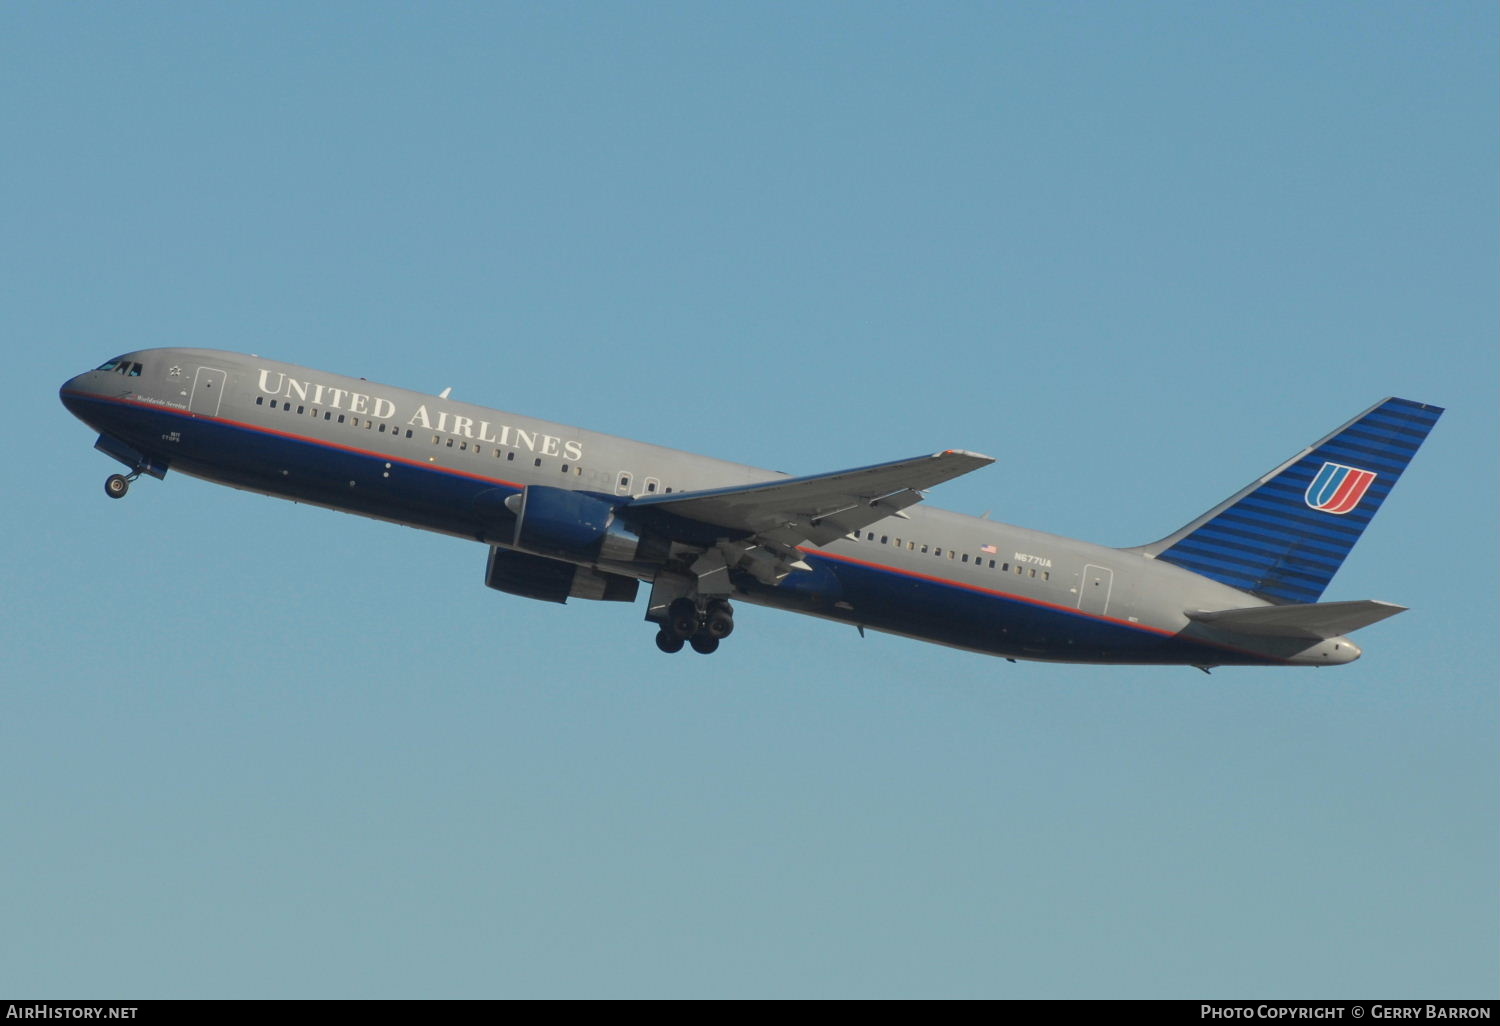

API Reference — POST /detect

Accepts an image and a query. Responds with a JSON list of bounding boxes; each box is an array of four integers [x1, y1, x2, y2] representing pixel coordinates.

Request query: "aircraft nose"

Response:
[[60, 371, 97, 418], [60, 372, 86, 401]]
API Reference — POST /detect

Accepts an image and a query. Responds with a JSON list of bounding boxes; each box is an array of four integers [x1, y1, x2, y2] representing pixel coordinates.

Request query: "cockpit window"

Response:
[[127, 362, 142, 376], [95, 359, 121, 372], [97, 357, 142, 375]]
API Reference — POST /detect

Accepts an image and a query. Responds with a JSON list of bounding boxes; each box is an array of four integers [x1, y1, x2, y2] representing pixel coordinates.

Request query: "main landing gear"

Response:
[[653, 597, 735, 655]]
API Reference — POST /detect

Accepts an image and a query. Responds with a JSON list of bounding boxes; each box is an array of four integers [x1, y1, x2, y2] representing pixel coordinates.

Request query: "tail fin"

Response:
[[1139, 397, 1443, 604]]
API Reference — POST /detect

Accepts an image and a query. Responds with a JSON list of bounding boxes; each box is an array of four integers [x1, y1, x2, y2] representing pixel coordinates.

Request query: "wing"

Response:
[[625, 449, 994, 590]]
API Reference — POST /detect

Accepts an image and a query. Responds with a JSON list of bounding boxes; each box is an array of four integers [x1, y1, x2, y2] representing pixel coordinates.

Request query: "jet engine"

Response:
[[505, 485, 654, 565], [484, 547, 638, 604]]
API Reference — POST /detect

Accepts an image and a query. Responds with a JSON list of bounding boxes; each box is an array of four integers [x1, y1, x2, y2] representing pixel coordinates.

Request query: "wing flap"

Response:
[[1185, 599, 1407, 639]]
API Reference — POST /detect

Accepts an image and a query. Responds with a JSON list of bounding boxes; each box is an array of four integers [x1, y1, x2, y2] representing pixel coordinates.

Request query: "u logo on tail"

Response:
[[1305, 462, 1377, 515]]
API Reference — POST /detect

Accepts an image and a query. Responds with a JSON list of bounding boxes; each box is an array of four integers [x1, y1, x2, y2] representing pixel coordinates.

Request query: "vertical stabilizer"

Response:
[[1139, 397, 1442, 604]]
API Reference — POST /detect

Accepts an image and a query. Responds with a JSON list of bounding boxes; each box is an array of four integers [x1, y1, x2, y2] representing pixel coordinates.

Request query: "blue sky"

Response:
[[3, 2, 1495, 998]]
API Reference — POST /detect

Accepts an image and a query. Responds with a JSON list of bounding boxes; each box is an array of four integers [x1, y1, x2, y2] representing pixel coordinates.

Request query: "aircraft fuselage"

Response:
[[60, 348, 1381, 668]]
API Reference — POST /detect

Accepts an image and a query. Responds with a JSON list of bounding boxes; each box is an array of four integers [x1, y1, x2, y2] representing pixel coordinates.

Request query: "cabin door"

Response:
[[190, 366, 227, 418], [1079, 564, 1113, 617]]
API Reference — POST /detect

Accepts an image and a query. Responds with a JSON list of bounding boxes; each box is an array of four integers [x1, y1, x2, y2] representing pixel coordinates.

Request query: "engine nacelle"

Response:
[[506, 485, 644, 564], [485, 547, 638, 605]]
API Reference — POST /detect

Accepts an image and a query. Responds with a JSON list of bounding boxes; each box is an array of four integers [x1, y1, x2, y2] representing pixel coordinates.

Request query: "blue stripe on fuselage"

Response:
[[791, 551, 1283, 665], [66, 390, 1291, 666], [62, 390, 522, 538]]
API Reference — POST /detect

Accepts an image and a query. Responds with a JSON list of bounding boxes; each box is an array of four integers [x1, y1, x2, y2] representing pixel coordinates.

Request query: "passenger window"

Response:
[[561, 464, 570, 474], [934, 548, 941, 557], [405, 430, 413, 438], [270, 400, 278, 409], [298, 405, 305, 414], [645, 478, 659, 493], [533, 458, 542, 467], [962, 554, 969, 563], [507, 452, 515, 461], [921, 544, 928, 554], [256, 396, 264, 405]]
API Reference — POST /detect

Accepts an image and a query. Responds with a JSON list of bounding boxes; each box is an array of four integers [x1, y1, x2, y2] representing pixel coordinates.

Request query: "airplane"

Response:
[[60, 349, 1442, 670]]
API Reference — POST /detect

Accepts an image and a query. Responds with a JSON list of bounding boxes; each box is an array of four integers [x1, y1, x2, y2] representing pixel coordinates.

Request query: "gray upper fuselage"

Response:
[[60, 347, 1359, 666]]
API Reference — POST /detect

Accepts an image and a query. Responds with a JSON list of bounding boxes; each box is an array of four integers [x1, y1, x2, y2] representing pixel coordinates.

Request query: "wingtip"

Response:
[[941, 448, 996, 464]]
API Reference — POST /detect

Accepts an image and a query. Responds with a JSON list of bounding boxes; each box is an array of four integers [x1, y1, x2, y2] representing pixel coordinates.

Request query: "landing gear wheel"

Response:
[[667, 597, 700, 640], [655, 629, 685, 654], [689, 633, 720, 655], [105, 474, 130, 499], [704, 598, 735, 639]]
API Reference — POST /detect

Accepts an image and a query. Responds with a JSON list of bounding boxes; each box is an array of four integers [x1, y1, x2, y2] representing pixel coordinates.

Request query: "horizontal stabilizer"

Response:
[[1185, 599, 1407, 639]]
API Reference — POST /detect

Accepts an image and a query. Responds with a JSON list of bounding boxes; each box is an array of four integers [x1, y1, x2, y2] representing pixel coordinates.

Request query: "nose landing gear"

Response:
[[104, 472, 137, 499]]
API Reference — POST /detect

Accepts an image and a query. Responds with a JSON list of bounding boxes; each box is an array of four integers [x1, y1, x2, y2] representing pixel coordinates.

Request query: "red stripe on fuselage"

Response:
[[802, 546, 1177, 638], [70, 390, 1292, 663], [64, 390, 527, 491]]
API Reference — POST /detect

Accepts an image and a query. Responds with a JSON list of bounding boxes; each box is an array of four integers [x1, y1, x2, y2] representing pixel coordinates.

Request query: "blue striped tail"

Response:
[[1142, 397, 1443, 604]]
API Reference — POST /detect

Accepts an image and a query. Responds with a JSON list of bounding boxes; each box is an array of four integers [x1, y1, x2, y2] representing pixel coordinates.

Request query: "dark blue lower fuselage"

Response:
[[61, 388, 1289, 667]]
